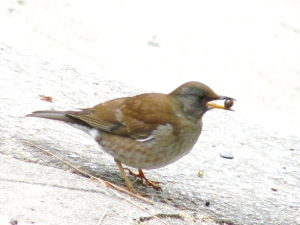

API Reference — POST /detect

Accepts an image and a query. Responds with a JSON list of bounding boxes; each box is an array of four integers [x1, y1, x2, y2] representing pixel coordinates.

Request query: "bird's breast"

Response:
[[91, 119, 203, 170]]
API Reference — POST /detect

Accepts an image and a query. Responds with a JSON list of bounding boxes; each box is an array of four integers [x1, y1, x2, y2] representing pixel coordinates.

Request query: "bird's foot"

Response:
[[125, 168, 162, 191]]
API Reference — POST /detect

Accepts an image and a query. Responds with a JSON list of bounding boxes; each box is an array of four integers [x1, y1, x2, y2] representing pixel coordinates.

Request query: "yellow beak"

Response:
[[205, 95, 235, 111]]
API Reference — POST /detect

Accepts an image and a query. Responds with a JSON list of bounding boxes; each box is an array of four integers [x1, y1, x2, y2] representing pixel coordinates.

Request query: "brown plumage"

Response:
[[27, 81, 235, 192]]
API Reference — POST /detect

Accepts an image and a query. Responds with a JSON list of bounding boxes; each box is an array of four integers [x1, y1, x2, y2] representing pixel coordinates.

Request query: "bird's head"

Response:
[[170, 81, 235, 120]]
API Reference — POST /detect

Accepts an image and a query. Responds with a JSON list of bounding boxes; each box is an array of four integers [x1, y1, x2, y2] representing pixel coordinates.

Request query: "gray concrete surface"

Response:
[[1, 1, 300, 224], [1, 43, 300, 225], [0, 44, 220, 225], [0, 0, 300, 136], [0, 155, 205, 225]]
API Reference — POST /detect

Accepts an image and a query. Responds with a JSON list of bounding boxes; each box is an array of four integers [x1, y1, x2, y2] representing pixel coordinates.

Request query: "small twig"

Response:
[[108, 188, 169, 225], [26, 141, 106, 185], [26, 141, 170, 225], [25, 141, 152, 204], [97, 210, 108, 225]]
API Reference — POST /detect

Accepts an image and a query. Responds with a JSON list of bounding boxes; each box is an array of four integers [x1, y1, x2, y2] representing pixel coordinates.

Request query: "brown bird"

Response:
[[27, 81, 234, 192]]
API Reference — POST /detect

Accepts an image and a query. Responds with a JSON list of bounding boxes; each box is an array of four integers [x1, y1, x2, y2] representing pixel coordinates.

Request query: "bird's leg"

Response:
[[125, 168, 162, 191], [114, 159, 135, 193]]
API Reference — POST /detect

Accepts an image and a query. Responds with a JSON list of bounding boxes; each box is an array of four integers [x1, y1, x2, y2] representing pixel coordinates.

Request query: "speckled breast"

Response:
[[94, 120, 203, 169]]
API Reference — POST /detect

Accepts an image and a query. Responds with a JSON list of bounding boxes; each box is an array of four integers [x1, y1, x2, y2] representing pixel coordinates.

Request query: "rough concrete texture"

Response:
[[0, 0, 300, 136], [1, 43, 300, 225], [0, 44, 220, 225], [1, 0, 300, 224]]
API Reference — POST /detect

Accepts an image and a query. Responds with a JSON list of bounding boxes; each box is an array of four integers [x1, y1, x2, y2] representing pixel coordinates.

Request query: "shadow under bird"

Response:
[[27, 81, 235, 192]]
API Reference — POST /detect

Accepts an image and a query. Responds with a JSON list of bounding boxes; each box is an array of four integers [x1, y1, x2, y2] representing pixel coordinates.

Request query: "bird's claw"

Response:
[[125, 168, 163, 191]]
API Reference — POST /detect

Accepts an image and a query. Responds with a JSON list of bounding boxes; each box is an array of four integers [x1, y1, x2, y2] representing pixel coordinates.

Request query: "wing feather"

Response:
[[67, 94, 178, 140]]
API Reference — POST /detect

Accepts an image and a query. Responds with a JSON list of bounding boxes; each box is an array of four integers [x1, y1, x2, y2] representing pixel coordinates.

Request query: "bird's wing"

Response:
[[67, 94, 177, 140], [66, 98, 128, 134]]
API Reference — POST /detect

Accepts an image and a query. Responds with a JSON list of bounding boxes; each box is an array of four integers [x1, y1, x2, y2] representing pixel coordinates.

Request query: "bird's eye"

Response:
[[197, 95, 206, 102]]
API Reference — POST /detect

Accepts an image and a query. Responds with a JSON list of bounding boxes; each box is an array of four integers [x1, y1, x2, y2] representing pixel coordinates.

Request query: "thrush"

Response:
[[27, 81, 234, 192]]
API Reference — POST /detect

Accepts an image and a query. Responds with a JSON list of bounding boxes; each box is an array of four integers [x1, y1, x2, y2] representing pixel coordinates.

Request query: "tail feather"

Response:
[[26, 110, 90, 127]]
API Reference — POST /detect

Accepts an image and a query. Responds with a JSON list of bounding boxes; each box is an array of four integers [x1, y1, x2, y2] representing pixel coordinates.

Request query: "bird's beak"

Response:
[[205, 95, 236, 111]]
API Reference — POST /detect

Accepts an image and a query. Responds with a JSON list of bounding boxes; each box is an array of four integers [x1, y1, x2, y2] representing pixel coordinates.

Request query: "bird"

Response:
[[27, 81, 235, 192]]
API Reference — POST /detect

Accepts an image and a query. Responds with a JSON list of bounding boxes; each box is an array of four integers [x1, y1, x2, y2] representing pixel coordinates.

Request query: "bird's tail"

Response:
[[26, 110, 88, 126]]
